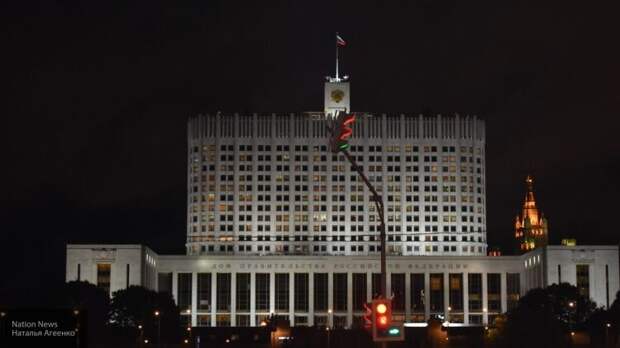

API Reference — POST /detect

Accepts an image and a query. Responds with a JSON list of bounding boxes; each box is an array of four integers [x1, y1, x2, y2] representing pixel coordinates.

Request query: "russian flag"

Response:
[[336, 34, 346, 46]]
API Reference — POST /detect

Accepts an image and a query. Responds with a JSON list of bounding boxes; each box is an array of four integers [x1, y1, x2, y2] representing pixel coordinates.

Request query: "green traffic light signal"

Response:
[[388, 328, 400, 335]]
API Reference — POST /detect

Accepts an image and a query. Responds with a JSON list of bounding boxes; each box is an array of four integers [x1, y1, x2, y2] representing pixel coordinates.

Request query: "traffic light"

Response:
[[372, 299, 404, 342], [330, 112, 356, 152], [362, 302, 373, 330], [372, 299, 392, 333]]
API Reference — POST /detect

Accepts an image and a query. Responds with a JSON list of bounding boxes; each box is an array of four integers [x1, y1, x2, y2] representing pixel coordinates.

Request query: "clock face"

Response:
[[331, 89, 345, 103]]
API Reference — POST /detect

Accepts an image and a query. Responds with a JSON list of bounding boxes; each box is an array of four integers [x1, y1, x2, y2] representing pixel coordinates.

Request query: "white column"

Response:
[[444, 272, 450, 321], [191, 272, 198, 327], [424, 272, 430, 321], [289, 272, 295, 325], [328, 271, 334, 327], [269, 272, 275, 315], [230, 272, 237, 326], [405, 272, 411, 321], [308, 272, 314, 326], [347, 272, 353, 328], [463, 272, 469, 325], [172, 271, 178, 303], [500, 273, 508, 313], [211, 272, 217, 326], [250, 273, 256, 326], [482, 272, 488, 325]]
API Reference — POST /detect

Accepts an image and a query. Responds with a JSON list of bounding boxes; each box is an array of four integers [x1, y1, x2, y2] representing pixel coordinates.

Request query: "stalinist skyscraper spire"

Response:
[[514, 175, 549, 253]]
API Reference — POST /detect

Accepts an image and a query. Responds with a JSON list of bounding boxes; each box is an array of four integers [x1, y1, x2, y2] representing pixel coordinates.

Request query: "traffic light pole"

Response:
[[327, 118, 389, 348], [340, 149, 387, 299]]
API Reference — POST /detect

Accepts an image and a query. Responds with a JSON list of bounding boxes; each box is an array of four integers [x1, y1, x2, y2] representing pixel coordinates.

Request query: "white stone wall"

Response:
[[542, 246, 620, 308], [65, 245, 154, 296]]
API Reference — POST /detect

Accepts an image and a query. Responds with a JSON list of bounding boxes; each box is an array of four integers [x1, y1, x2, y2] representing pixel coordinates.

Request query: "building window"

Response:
[[197, 273, 211, 311], [158, 272, 172, 294], [197, 315, 210, 327], [352, 273, 367, 311], [411, 274, 425, 313], [217, 273, 231, 311], [236, 273, 250, 312], [507, 273, 520, 310], [314, 273, 328, 311], [177, 273, 192, 312], [576, 265, 590, 298], [333, 273, 348, 312], [430, 273, 444, 312], [487, 273, 501, 312], [449, 273, 463, 311], [371, 273, 382, 299], [216, 314, 230, 327], [294, 273, 309, 312], [236, 315, 250, 327], [275, 273, 289, 312], [256, 273, 270, 311], [96, 264, 111, 296], [468, 273, 482, 311], [391, 274, 405, 311]]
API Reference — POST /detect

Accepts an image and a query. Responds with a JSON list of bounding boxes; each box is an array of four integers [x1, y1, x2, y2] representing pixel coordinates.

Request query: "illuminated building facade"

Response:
[[65, 71, 618, 329], [515, 176, 549, 253], [186, 78, 487, 257]]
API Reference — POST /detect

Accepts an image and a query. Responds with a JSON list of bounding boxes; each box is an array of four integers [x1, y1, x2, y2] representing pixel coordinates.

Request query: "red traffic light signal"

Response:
[[372, 299, 392, 332], [330, 112, 356, 152], [371, 299, 404, 342]]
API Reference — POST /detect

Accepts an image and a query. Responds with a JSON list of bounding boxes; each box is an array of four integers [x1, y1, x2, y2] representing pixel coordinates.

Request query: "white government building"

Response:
[[66, 73, 619, 329]]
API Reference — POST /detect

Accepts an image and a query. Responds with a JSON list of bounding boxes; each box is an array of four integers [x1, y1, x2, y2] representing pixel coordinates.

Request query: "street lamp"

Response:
[[154, 310, 161, 348], [137, 324, 144, 348], [73, 309, 80, 348], [606, 323, 611, 348]]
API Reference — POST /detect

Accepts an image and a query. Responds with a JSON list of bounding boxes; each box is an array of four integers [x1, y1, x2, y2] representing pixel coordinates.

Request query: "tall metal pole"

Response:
[[341, 149, 387, 298], [327, 121, 387, 299]]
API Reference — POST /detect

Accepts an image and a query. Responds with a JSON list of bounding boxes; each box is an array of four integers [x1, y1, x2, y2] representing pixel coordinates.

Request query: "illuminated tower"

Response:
[[515, 175, 549, 253]]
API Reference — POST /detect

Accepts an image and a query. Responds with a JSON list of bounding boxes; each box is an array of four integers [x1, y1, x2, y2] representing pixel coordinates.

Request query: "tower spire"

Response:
[[515, 175, 549, 253]]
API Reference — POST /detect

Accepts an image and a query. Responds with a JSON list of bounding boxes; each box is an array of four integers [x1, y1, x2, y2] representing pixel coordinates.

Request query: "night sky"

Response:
[[2, 1, 619, 305]]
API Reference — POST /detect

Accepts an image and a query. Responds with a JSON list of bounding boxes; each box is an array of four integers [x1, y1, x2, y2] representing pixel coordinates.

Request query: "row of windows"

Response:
[[211, 154, 483, 164], [191, 203, 483, 213], [190, 224, 486, 234], [197, 244, 486, 254], [205, 234, 486, 243], [192, 144, 480, 154]]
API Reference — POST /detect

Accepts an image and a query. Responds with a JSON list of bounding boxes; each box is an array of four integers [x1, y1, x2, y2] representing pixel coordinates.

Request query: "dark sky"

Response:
[[2, 1, 619, 305]]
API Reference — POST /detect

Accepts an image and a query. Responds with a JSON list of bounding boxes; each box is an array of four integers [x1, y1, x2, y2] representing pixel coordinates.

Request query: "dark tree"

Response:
[[494, 283, 597, 348], [109, 285, 181, 344], [54, 281, 110, 340]]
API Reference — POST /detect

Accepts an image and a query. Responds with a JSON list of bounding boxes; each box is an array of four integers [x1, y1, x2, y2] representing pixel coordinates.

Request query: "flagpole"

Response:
[[336, 33, 339, 81]]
